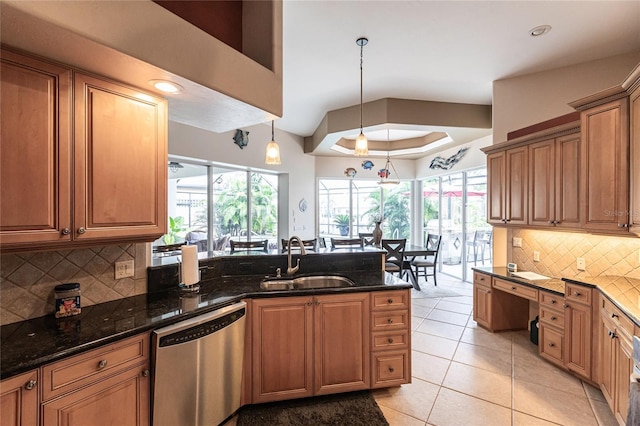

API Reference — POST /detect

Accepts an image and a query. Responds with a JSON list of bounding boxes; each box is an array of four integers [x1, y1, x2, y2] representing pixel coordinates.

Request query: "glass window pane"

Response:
[[250, 172, 278, 250], [318, 179, 351, 237], [422, 177, 440, 241], [352, 180, 382, 236], [382, 182, 412, 242], [213, 170, 248, 242]]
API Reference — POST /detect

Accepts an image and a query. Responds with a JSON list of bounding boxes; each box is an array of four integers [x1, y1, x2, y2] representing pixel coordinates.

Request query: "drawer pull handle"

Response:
[[551, 300, 556, 304], [479, 277, 485, 281], [61, 228, 71, 236], [511, 286, 516, 290], [388, 338, 394, 344], [550, 316, 556, 321], [387, 298, 393, 304], [548, 343, 555, 347], [24, 380, 37, 391], [611, 313, 619, 319], [387, 318, 393, 324], [142, 369, 150, 377], [573, 291, 581, 297], [388, 367, 395, 373], [98, 360, 108, 369], [563, 303, 568, 309]]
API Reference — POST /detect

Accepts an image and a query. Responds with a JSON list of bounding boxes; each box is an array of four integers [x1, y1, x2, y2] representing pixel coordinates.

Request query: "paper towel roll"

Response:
[[181, 245, 199, 285]]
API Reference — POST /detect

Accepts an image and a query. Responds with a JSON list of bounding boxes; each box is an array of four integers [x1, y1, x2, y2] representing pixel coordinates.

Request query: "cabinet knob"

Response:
[[563, 303, 568, 309], [387, 298, 393, 304], [388, 367, 395, 373], [550, 316, 556, 321], [61, 228, 71, 235], [611, 313, 619, 319], [505, 219, 511, 223], [98, 359, 108, 369], [618, 223, 629, 228], [479, 277, 485, 281], [548, 343, 555, 347], [387, 318, 393, 324], [548, 221, 553, 224], [551, 300, 556, 304], [306, 301, 313, 306], [77, 227, 86, 234], [388, 338, 394, 344], [554, 220, 560, 225], [142, 369, 150, 377], [511, 286, 516, 290], [573, 291, 581, 297], [24, 380, 37, 391]]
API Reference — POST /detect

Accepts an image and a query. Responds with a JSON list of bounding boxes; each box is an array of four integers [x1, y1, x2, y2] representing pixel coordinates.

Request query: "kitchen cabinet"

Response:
[[598, 294, 635, 425], [486, 146, 528, 225], [370, 290, 411, 388], [472, 272, 492, 329], [0, 370, 38, 426], [538, 291, 564, 368], [0, 48, 167, 251], [528, 131, 581, 229], [579, 98, 630, 233], [41, 333, 150, 426], [251, 292, 370, 403], [630, 81, 640, 235], [472, 271, 529, 331], [563, 284, 593, 380]]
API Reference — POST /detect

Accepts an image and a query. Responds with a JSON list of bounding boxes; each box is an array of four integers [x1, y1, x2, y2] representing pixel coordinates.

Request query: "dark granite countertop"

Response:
[[0, 270, 410, 380], [473, 266, 640, 329]]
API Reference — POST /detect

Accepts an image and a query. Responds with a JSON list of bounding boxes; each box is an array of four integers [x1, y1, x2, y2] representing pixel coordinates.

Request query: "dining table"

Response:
[[401, 243, 437, 291]]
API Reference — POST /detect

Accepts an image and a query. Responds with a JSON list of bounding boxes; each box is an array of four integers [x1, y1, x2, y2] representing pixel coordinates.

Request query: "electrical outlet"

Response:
[[513, 237, 522, 247], [576, 257, 586, 271], [533, 251, 540, 262], [115, 260, 135, 279]]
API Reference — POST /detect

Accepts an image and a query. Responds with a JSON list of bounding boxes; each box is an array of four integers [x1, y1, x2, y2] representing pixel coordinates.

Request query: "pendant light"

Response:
[[354, 37, 369, 156], [378, 129, 400, 186], [265, 120, 281, 165]]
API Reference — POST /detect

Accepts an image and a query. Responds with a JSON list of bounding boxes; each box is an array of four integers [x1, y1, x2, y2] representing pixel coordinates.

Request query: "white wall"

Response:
[[415, 135, 493, 179], [314, 156, 416, 180], [492, 51, 640, 143], [167, 121, 317, 240]]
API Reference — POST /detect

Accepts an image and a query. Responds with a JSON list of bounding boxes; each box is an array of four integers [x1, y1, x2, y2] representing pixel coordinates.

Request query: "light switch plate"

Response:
[[576, 257, 586, 271], [533, 251, 540, 262], [513, 237, 522, 247], [115, 260, 135, 279]]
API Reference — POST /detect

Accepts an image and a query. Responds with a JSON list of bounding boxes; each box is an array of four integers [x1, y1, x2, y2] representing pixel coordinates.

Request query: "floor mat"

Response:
[[237, 391, 389, 426]]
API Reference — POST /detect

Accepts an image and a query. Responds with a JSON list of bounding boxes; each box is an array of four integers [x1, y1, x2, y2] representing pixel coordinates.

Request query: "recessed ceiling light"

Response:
[[529, 25, 552, 37], [150, 79, 184, 94]]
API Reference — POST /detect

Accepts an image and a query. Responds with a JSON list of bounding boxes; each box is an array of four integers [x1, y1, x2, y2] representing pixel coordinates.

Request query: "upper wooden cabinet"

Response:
[[0, 49, 167, 251], [630, 79, 640, 234], [486, 146, 528, 226], [529, 131, 581, 229]]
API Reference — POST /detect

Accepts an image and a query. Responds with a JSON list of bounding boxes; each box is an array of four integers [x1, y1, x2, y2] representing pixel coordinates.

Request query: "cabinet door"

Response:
[[630, 85, 640, 234], [473, 283, 492, 329], [0, 370, 38, 426], [564, 302, 592, 379], [252, 297, 314, 403], [529, 138, 555, 227], [599, 315, 616, 408], [615, 338, 633, 425], [555, 133, 581, 228], [314, 293, 370, 395], [73, 73, 167, 242], [0, 49, 72, 246], [539, 323, 564, 367], [42, 365, 149, 426], [581, 99, 630, 232], [505, 146, 528, 225], [486, 151, 506, 224]]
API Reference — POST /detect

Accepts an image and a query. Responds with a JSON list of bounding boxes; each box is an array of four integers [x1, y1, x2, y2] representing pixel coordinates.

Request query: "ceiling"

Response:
[[277, 0, 640, 141]]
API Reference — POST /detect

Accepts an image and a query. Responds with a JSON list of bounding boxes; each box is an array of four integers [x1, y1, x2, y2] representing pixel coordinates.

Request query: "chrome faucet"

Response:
[[286, 236, 307, 276]]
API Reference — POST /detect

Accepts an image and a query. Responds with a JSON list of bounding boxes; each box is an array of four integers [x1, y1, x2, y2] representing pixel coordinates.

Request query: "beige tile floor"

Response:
[[372, 275, 619, 426]]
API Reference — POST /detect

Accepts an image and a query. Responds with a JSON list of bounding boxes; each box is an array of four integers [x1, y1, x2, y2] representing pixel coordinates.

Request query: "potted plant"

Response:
[[333, 214, 351, 236]]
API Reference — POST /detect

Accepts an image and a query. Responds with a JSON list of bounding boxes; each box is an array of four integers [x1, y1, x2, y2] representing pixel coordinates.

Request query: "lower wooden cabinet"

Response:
[[251, 293, 371, 403], [472, 272, 529, 331], [0, 370, 39, 426], [473, 275, 492, 329]]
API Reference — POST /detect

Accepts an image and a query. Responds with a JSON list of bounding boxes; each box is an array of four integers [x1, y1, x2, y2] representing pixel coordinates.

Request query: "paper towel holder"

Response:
[[177, 259, 200, 292]]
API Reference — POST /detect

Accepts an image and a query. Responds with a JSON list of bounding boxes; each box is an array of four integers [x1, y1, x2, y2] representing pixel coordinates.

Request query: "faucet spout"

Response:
[[286, 236, 307, 276]]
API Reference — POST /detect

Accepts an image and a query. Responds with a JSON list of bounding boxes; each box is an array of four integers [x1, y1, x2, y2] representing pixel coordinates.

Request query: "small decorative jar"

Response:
[[54, 283, 81, 318]]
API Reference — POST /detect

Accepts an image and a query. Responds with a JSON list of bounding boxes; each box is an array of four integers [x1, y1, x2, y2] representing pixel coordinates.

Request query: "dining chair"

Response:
[[330, 237, 364, 249], [478, 230, 493, 264], [410, 234, 442, 286], [281, 238, 317, 252], [318, 237, 327, 248], [230, 239, 268, 253], [465, 230, 480, 265], [359, 233, 375, 246], [382, 239, 406, 278]]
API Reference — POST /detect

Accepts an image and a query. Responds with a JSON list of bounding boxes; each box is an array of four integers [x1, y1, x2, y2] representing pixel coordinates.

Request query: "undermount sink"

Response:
[[260, 275, 355, 291]]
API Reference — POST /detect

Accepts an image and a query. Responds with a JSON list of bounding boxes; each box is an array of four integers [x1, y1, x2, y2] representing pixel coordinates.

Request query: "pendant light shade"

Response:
[[265, 120, 281, 165], [354, 37, 368, 156], [378, 129, 400, 186]]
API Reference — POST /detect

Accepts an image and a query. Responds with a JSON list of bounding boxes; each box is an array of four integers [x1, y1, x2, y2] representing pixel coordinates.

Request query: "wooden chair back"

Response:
[[382, 239, 406, 274], [230, 239, 268, 253], [281, 238, 317, 252], [359, 233, 375, 246], [330, 237, 364, 249]]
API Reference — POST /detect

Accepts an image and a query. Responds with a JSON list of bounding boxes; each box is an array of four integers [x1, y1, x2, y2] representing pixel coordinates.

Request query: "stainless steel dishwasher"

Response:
[[151, 301, 247, 426]]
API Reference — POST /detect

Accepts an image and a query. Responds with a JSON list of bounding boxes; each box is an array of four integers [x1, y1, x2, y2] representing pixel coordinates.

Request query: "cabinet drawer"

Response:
[[539, 291, 563, 308], [540, 306, 564, 327], [42, 333, 149, 401], [473, 272, 491, 287], [601, 296, 634, 339], [371, 310, 409, 331], [371, 350, 410, 388], [493, 278, 538, 301], [565, 284, 592, 305], [372, 290, 409, 311], [371, 330, 409, 351], [539, 324, 563, 365]]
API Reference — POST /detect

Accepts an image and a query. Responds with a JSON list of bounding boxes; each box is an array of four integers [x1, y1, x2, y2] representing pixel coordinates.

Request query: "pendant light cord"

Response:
[[360, 42, 364, 131], [271, 120, 275, 140]]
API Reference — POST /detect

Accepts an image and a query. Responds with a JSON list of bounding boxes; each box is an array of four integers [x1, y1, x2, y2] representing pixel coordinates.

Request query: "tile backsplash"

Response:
[[508, 228, 640, 280], [0, 244, 148, 326]]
